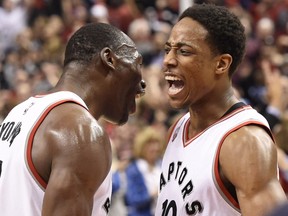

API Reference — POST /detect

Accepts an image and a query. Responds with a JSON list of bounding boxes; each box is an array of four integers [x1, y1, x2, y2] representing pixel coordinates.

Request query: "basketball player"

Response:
[[0, 23, 145, 215], [155, 4, 287, 216]]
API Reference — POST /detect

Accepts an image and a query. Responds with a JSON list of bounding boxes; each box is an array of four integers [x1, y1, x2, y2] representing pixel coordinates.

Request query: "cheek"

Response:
[[182, 60, 214, 100], [122, 62, 141, 81], [181, 60, 202, 88], [186, 57, 213, 80]]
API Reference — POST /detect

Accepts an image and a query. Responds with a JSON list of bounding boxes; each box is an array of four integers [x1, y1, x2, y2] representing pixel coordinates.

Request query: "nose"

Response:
[[163, 50, 177, 68]]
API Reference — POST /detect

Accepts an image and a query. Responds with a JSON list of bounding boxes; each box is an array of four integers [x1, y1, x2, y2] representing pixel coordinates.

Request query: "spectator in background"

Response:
[[128, 18, 154, 66], [90, 3, 109, 23], [274, 116, 288, 196], [0, 0, 32, 59], [259, 58, 288, 130], [106, 0, 139, 33], [109, 120, 142, 216], [266, 201, 288, 216], [261, 57, 288, 196], [112, 126, 164, 216]]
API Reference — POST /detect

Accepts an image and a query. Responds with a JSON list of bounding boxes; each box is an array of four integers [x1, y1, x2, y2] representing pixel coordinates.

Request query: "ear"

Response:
[[215, 54, 232, 75], [100, 47, 116, 70]]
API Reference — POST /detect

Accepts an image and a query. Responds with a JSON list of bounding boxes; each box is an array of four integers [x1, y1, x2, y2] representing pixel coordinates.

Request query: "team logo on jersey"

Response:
[[159, 160, 204, 215], [172, 119, 185, 142], [23, 102, 35, 115]]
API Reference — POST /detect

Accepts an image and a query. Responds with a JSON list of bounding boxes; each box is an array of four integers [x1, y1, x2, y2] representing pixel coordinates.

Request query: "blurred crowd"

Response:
[[1, 0, 288, 215]]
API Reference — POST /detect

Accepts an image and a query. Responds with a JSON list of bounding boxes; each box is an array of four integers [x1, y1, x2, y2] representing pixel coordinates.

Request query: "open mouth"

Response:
[[135, 89, 145, 98], [165, 75, 184, 95]]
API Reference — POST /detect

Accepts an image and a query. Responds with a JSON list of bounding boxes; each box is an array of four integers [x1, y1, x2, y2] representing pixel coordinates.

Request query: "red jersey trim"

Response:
[[213, 120, 272, 211], [26, 99, 88, 190], [183, 105, 252, 147]]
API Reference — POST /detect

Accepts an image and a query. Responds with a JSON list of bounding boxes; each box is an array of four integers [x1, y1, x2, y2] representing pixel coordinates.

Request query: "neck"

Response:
[[188, 95, 239, 138], [52, 77, 102, 120]]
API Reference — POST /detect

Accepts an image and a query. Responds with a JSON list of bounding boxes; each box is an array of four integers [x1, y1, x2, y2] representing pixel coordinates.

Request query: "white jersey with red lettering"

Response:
[[0, 91, 112, 216], [155, 104, 272, 216]]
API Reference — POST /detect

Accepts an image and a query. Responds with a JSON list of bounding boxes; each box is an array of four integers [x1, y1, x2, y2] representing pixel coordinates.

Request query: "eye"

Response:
[[164, 46, 171, 54], [178, 49, 191, 56]]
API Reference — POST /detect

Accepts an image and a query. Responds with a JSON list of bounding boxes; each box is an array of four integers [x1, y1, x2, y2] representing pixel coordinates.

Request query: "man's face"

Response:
[[105, 43, 145, 125], [163, 17, 219, 109]]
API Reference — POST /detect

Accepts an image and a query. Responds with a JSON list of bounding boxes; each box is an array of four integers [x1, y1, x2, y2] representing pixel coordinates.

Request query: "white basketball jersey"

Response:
[[155, 105, 271, 216], [0, 91, 112, 216]]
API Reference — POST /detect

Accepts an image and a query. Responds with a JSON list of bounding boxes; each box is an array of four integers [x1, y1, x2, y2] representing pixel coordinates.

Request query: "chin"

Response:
[[169, 97, 191, 110], [117, 120, 128, 126], [169, 101, 185, 110], [105, 109, 130, 125], [114, 115, 129, 126]]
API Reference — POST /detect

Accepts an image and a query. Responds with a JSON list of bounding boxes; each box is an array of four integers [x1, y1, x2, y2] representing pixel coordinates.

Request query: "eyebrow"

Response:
[[165, 41, 194, 48]]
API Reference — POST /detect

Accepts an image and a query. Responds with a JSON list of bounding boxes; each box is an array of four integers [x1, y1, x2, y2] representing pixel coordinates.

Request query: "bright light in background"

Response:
[[179, 0, 194, 13]]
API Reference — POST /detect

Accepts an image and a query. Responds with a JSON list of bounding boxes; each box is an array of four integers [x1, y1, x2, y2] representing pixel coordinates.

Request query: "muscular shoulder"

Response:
[[219, 125, 277, 191], [39, 102, 108, 149], [33, 102, 111, 186]]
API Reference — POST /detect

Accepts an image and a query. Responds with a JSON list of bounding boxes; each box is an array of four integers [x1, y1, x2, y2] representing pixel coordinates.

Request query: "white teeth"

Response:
[[164, 75, 184, 95], [165, 75, 182, 81]]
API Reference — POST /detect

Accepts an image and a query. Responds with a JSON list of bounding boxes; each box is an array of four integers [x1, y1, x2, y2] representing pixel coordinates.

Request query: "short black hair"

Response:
[[64, 22, 131, 66], [179, 4, 246, 76]]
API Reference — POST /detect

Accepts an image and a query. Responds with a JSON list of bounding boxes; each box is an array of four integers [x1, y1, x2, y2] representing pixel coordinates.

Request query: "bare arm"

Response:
[[220, 125, 287, 216], [33, 103, 112, 216]]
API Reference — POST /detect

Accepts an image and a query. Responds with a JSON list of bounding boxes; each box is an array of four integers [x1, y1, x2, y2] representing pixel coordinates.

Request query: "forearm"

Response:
[[238, 180, 287, 216]]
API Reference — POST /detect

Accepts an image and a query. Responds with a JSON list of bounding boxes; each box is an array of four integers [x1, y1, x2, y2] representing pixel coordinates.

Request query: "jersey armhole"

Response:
[[25, 99, 87, 190], [213, 121, 272, 212]]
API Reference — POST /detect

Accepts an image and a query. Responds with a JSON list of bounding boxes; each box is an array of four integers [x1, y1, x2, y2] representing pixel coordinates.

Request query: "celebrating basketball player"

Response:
[[0, 22, 145, 216], [155, 4, 287, 216]]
